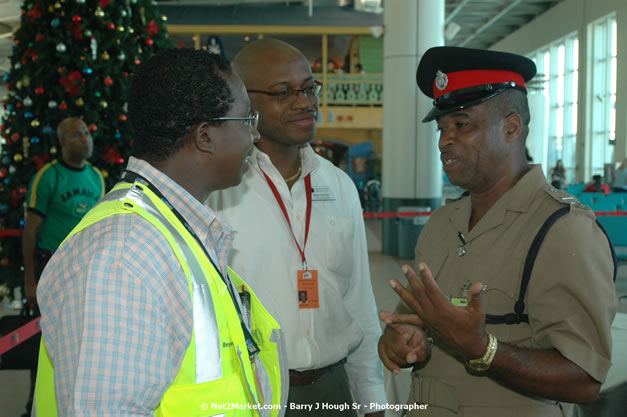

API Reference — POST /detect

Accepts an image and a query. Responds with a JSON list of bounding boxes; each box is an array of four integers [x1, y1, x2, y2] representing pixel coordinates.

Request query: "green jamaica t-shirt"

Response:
[[26, 159, 105, 251]]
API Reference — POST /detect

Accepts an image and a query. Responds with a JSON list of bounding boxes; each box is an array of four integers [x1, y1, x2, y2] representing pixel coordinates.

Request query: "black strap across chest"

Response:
[[485, 205, 617, 325]]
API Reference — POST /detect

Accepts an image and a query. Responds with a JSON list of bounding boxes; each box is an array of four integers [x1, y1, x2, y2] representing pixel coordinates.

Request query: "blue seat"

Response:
[[596, 215, 627, 261], [566, 183, 585, 196], [602, 194, 626, 211], [578, 193, 604, 206]]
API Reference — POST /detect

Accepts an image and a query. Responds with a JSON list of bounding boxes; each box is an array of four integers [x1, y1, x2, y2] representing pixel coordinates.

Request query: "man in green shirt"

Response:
[[23, 117, 105, 304]]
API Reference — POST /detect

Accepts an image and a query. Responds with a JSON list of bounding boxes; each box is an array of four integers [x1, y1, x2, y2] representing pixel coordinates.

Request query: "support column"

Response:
[[382, 0, 444, 255]]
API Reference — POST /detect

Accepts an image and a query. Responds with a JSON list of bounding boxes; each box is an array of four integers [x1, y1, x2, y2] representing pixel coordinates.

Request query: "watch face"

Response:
[[467, 360, 489, 372]]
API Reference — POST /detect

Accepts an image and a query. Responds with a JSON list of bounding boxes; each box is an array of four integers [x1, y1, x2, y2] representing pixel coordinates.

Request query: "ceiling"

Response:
[[0, 0, 564, 85]]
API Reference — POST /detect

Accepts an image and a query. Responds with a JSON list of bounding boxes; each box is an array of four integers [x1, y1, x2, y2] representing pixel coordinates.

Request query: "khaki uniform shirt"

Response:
[[401, 166, 616, 417]]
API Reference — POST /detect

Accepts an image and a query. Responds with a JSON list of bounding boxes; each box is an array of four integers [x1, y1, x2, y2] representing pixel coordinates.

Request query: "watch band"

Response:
[[466, 333, 498, 371]]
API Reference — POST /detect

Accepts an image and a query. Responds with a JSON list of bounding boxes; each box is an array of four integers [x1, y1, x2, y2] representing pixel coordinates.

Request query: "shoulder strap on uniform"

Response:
[[485, 206, 570, 325], [485, 205, 617, 325]]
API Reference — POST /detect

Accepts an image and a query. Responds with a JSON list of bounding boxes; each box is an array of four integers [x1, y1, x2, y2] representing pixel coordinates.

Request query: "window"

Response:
[[528, 33, 578, 184], [589, 13, 617, 178]]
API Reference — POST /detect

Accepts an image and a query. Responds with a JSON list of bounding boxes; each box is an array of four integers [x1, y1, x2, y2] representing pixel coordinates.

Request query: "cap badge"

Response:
[[435, 70, 448, 91]]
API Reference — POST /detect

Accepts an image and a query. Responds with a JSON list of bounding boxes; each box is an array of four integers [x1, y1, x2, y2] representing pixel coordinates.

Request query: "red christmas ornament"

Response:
[[72, 15, 82, 23], [100, 0, 111, 7], [145, 38, 154, 46], [88, 123, 98, 132], [35, 87, 45, 95], [68, 21, 84, 40], [0, 258, 8, 267], [33, 154, 50, 171], [5, 82, 11, 90], [26, 3, 42, 22], [59, 71, 85, 96], [10, 133, 19, 142], [104, 76, 113, 86], [59, 102, 68, 111], [145, 19, 159, 36], [0, 168, 7, 178], [36, 33, 45, 42], [107, 22, 115, 30], [134, 59, 141, 66], [118, 114, 127, 122], [16, 101, 23, 108], [102, 145, 122, 164]]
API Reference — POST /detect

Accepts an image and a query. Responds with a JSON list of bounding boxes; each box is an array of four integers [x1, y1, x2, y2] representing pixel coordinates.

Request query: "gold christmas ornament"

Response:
[[22, 137, 30, 158], [99, 100, 108, 108], [50, 146, 57, 154], [14, 153, 23, 162], [54, 2, 61, 9], [101, 51, 110, 60], [95, 7, 105, 17], [22, 76, 31, 86], [30, 119, 40, 127], [16, 81, 22, 89], [75, 97, 85, 106]]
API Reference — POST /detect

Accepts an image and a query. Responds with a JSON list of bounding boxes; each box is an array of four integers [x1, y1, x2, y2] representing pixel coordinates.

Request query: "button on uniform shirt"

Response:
[[37, 156, 235, 415], [397, 165, 616, 417], [207, 145, 386, 410]]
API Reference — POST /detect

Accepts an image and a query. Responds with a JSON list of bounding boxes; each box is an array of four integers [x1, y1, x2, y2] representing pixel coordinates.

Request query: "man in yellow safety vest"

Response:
[[33, 48, 287, 417]]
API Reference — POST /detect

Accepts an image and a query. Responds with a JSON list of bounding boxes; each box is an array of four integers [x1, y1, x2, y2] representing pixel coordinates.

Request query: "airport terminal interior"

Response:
[[1, 0, 626, 416]]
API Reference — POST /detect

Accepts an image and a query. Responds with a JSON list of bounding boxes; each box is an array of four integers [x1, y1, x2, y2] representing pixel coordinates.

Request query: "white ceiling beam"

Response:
[[458, 0, 524, 47], [446, 0, 473, 25]]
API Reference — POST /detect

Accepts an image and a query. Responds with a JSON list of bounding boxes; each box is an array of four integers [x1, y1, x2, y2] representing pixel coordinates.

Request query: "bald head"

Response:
[[57, 117, 84, 143], [232, 39, 307, 85]]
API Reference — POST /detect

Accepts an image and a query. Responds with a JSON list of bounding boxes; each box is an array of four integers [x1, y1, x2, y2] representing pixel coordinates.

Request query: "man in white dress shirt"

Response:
[[207, 39, 386, 416]]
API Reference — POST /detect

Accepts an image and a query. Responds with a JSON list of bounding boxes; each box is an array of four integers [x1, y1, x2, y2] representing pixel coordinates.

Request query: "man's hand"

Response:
[[389, 263, 488, 360], [377, 311, 430, 374]]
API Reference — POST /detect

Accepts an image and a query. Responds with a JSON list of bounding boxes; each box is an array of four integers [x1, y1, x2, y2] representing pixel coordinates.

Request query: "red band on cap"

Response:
[[433, 69, 526, 99]]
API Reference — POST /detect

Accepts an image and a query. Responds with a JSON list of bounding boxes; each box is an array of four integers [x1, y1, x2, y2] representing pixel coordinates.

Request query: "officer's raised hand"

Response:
[[388, 263, 490, 362]]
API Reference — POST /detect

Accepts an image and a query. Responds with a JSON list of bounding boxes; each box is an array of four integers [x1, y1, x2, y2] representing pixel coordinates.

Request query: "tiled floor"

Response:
[[1, 252, 625, 417]]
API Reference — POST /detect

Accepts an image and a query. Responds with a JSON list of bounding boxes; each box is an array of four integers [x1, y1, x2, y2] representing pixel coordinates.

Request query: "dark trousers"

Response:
[[286, 362, 358, 417]]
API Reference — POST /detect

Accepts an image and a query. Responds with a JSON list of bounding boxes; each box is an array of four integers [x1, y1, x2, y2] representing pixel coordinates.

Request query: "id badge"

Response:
[[297, 269, 319, 309]]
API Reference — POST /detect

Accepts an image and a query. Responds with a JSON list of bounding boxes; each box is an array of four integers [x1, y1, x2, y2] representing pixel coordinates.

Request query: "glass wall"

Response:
[[589, 13, 617, 178], [528, 33, 578, 184]]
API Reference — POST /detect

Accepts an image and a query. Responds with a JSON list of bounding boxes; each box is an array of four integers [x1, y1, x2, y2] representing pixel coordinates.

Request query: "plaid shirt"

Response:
[[37, 157, 234, 416]]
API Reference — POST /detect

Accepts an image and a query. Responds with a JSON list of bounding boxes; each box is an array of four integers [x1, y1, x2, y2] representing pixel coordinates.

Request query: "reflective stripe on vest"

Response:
[[34, 181, 287, 417]]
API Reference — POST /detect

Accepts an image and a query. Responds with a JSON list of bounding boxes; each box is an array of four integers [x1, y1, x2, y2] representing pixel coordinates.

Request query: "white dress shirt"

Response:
[[207, 144, 386, 410]]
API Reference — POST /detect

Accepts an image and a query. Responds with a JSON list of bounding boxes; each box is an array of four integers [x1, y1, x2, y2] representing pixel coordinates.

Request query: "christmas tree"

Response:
[[0, 0, 172, 292]]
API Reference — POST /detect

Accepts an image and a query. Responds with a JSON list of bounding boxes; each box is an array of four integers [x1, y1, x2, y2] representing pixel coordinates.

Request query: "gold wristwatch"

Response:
[[466, 333, 498, 371]]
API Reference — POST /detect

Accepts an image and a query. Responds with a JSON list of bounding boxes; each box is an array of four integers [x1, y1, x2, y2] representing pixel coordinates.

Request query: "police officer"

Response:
[[378, 46, 616, 416]]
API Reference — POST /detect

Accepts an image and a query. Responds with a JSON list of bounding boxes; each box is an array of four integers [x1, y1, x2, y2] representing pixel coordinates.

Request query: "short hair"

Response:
[[490, 89, 531, 140], [128, 48, 234, 161]]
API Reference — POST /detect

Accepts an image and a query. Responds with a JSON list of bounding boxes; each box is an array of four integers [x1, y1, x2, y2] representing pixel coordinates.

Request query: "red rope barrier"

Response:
[[0, 316, 40, 356], [363, 211, 627, 219]]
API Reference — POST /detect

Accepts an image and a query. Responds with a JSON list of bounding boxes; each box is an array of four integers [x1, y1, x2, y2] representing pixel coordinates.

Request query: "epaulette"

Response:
[[542, 183, 595, 218]]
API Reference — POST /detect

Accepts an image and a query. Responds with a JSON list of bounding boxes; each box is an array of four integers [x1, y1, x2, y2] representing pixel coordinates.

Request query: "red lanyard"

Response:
[[261, 168, 312, 269]]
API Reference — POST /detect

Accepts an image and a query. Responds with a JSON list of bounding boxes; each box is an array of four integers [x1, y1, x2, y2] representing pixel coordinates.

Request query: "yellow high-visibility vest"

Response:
[[33, 180, 288, 416]]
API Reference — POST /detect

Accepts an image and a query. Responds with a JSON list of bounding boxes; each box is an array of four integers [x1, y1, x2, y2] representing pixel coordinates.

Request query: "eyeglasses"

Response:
[[209, 109, 259, 129], [247, 81, 322, 102]]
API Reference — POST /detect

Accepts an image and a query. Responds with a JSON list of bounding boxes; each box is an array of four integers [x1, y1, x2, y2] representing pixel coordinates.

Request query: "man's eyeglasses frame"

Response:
[[246, 80, 322, 101], [209, 109, 259, 130]]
